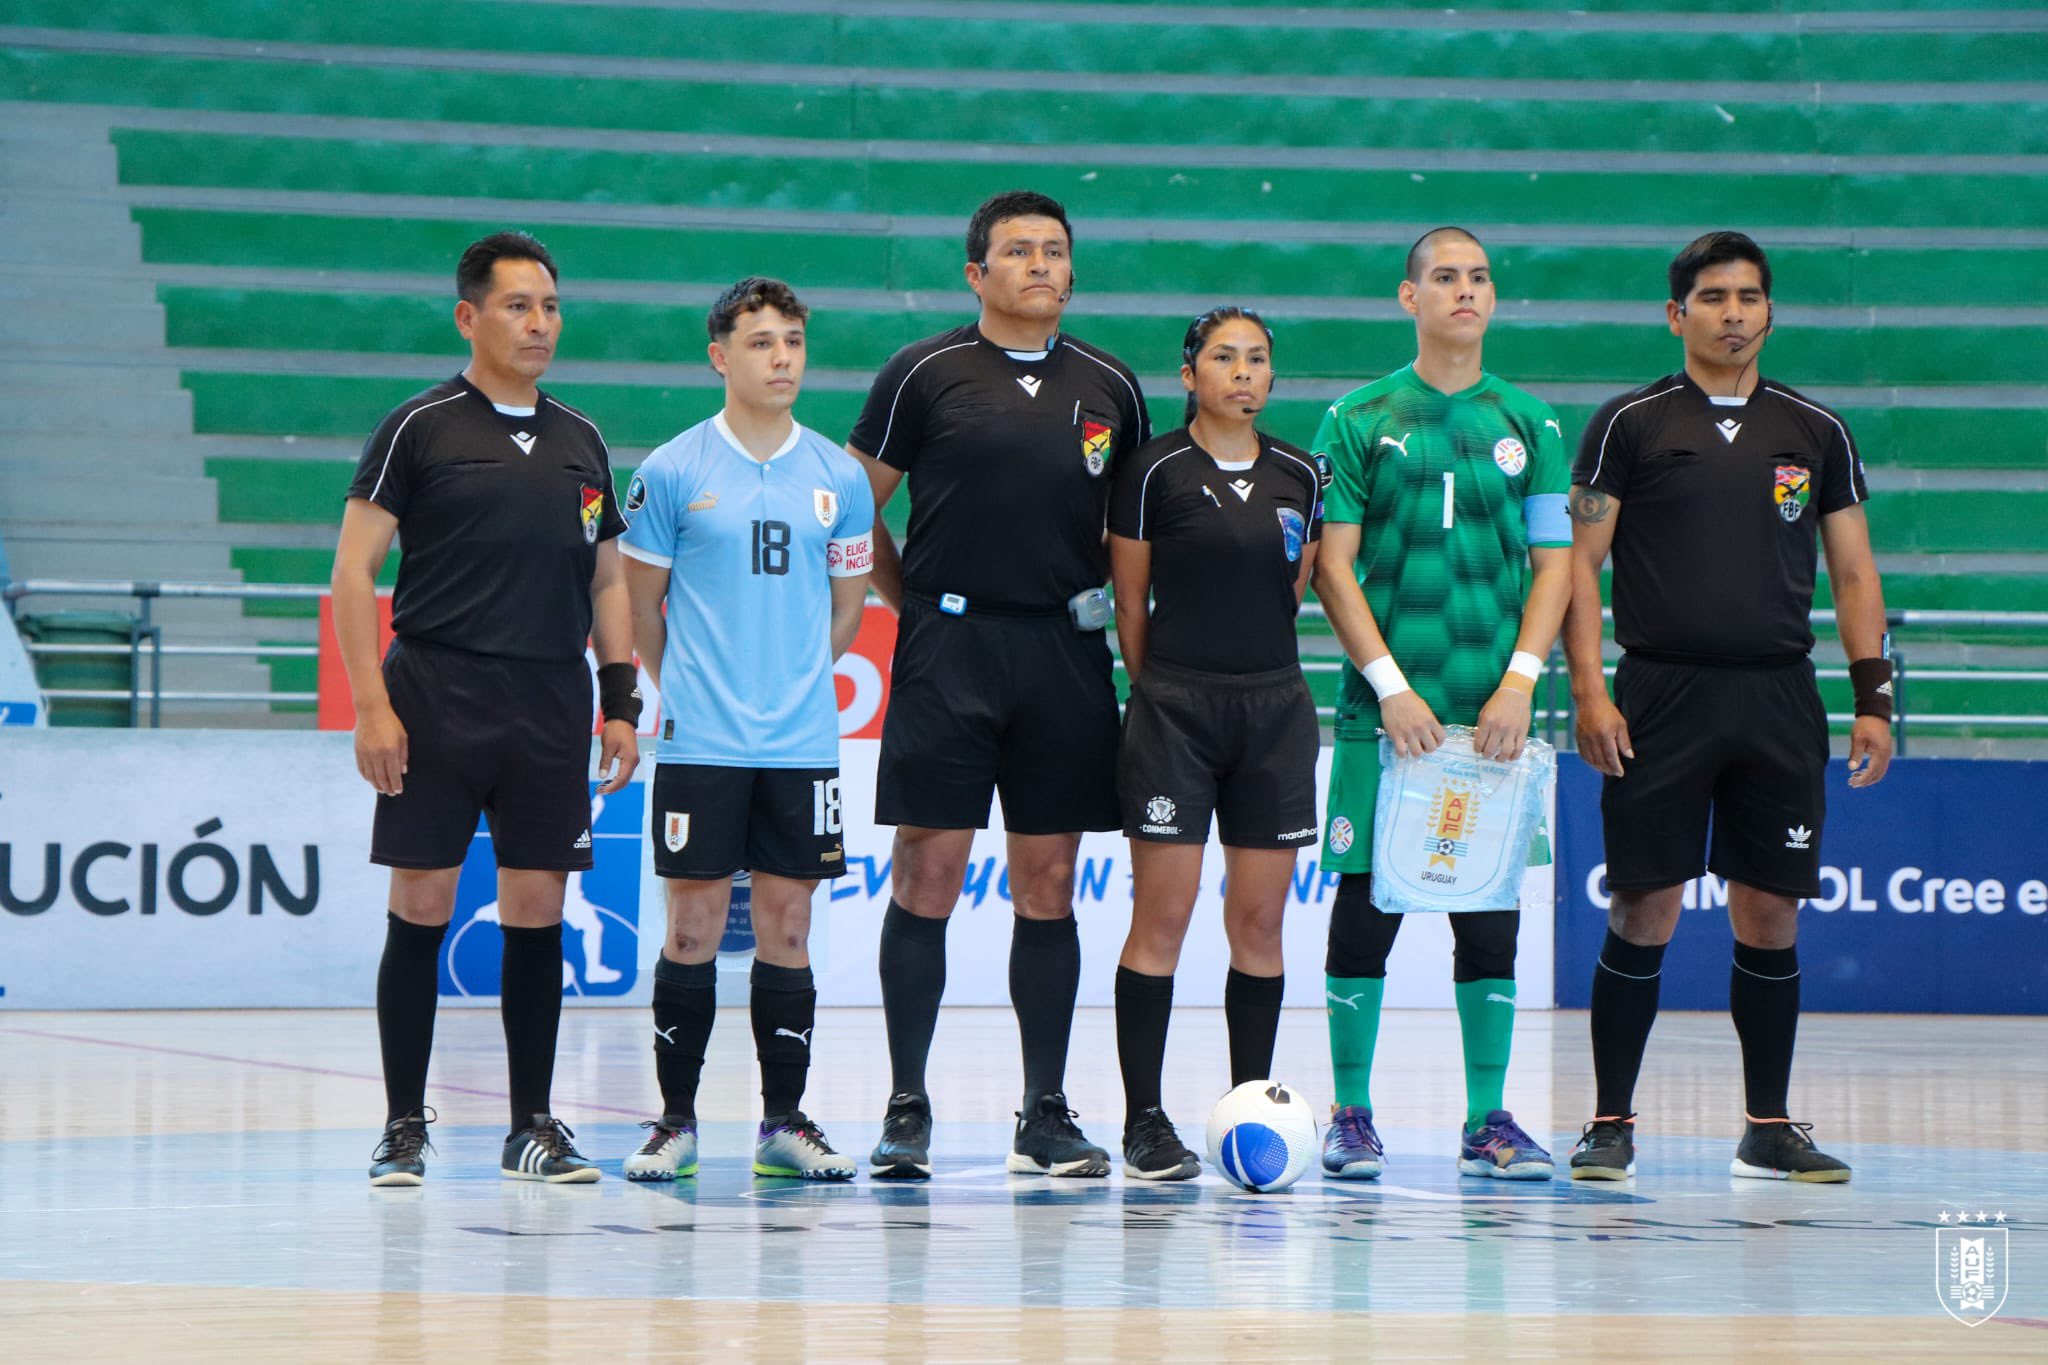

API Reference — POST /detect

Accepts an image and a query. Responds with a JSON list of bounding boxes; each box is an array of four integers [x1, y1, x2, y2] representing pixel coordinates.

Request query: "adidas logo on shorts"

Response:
[[573, 828, 592, 850]]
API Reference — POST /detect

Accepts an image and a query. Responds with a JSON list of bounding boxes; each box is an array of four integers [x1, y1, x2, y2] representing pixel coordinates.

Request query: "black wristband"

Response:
[[597, 661, 642, 727], [1848, 657, 1894, 722]]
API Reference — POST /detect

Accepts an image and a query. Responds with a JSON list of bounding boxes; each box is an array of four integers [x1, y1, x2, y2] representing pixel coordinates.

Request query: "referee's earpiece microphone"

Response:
[[1677, 301, 1688, 317], [1058, 275, 1074, 303]]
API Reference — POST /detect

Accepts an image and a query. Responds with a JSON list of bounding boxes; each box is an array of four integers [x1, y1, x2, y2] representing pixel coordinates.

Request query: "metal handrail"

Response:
[[6, 578, 2046, 738]]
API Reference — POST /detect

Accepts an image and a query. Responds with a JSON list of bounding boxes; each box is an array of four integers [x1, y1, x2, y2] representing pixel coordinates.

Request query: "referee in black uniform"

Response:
[[1563, 231, 1893, 1183], [1108, 306, 1323, 1181], [847, 190, 1150, 1179], [333, 232, 642, 1186]]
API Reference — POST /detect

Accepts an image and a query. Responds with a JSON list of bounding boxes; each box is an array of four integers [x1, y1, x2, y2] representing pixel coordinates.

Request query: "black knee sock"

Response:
[[377, 912, 447, 1124], [1590, 929, 1667, 1119], [500, 922, 564, 1135], [878, 901, 948, 1096], [1011, 913, 1081, 1106], [652, 956, 717, 1122], [1730, 941, 1800, 1120], [1224, 968, 1286, 1088], [751, 960, 816, 1122], [1114, 966, 1175, 1119]]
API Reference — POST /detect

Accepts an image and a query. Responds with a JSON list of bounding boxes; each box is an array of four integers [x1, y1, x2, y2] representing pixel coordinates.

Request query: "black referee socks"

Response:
[[1730, 941, 1801, 1121], [499, 921, 564, 1135], [652, 956, 716, 1122], [377, 911, 447, 1124], [1225, 968, 1285, 1087], [750, 960, 816, 1121], [1012, 913, 1082, 1108], [1114, 966, 1175, 1116], [878, 901, 949, 1096], [1590, 929, 1667, 1119]]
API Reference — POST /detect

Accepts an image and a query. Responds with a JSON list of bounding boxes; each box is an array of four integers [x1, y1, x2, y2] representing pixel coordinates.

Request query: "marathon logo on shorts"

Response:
[[1081, 420, 1113, 477], [1278, 826, 1318, 843], [1773, 465, 1811, 524], [579, 485, 604, 544]]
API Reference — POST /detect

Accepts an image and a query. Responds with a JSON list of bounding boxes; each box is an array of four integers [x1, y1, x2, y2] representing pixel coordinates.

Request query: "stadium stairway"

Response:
[[0, 102, 278, 720], [0, 0, 2042, 746]]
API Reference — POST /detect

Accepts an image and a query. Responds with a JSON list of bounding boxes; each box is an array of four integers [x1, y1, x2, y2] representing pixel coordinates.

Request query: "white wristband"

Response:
[[1363, 655, 1411, 702], [1507, 651, 1545, 683]]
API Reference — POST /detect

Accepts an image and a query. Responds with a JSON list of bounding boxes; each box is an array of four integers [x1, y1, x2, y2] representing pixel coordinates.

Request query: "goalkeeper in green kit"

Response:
[[1309, 227, 1573, 1181]]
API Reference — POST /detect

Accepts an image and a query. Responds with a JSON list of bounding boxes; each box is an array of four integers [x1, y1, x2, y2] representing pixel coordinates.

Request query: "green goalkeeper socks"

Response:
[[1455, 977, 1517, 1129], [1325, 974, 1385, 1110]]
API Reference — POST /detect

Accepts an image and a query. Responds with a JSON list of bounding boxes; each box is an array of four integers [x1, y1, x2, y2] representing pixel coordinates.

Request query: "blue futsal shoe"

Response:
[[1457, 1109, 1555, 1180], [1321, 1104, 1385, 1180]]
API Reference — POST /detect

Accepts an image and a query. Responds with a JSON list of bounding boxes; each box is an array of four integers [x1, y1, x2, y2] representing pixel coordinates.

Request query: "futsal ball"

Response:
[[1206, 1080, 1319, 1192]]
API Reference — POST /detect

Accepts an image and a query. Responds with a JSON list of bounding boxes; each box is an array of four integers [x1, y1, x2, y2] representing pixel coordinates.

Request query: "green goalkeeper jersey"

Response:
[[1313, 364, 1572, 744]]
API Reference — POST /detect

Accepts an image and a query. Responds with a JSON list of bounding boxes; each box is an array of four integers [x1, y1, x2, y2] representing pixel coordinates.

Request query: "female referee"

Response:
[[1106, 307, 1325, 1180]]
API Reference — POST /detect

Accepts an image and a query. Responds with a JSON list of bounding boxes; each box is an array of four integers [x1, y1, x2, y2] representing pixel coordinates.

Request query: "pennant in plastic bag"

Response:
[[1370, 726, 1555, 915]]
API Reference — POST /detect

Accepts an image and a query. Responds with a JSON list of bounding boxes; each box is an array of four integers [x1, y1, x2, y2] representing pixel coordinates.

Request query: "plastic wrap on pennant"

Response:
[[1369, 726, 1555, 915]]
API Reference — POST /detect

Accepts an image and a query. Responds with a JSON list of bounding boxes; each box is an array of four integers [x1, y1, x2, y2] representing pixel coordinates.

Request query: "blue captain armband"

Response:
[[1524, 493, 1571, 546]]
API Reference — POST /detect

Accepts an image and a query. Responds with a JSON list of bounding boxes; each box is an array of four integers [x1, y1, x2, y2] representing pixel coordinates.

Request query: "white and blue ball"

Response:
[[1206, 1080, 1318, 1192]]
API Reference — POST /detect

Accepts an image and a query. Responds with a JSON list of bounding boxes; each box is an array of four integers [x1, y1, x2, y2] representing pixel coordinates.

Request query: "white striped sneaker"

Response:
[[501, 1114, 601, 1183]]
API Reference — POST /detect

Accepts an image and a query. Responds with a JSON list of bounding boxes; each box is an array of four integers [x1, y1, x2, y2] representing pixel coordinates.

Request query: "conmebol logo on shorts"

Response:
[[440, 782, 643, 998]]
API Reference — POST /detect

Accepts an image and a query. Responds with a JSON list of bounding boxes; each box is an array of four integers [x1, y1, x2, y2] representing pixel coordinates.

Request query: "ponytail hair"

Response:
[[1181, 305, 1274, 426]]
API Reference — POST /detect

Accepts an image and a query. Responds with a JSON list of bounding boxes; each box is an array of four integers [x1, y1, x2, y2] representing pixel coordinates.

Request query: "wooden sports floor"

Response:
[[3, 1006, 2042, 1361]]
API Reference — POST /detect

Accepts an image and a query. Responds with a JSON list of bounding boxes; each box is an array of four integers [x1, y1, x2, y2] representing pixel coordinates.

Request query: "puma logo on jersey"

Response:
[[654, 1026, 678, 1045], [1326, 990, 1365, 1009], [686, 494, 719, 513], [1229, 478, 1255, 502], [509, 431, 537, 456], [1716, 419, 1743, 443], [1016, 375, 1042, 399], [1379, 433, 1411, 457], [774, 1027, 813, 1047], [1545, 419, 1562, 438]]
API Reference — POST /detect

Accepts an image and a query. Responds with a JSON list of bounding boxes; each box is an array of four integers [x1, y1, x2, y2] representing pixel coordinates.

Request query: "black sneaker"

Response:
[[869, 1091, 934, 1181], [502, 1114, 601, 1184], [1730, 1118, 1851, 1183], [368, 1108, 435, 1187], [1568, 1116, 1637, 1181], [1122, 1107, 1200, 1182], [1008, 1092, 1110, 1177]]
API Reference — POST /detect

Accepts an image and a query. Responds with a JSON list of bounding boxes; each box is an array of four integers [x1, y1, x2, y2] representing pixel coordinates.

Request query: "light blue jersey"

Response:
[[620, 412, 875, 767]]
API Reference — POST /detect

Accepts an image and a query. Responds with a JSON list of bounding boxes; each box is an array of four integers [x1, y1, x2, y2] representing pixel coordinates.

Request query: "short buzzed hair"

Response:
[[1405, 226, 1485, 283], [706, 276, 808, 342]]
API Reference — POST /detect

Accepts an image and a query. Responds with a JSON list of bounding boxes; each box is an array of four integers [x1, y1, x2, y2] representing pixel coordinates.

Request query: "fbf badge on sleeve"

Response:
[[1937, 1218, 2007, 1326]]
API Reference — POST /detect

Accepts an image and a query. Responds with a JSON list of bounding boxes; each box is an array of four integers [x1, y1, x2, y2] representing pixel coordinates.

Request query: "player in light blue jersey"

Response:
[[618, 278, 874, 1181]]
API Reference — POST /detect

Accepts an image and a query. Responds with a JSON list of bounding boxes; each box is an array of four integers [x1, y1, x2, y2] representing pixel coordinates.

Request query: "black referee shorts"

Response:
[[1601, 654, 1829, 899], [877, 596, 1120, 834], [371, 637, 596, 872], [1118, 658, 1320, 848]]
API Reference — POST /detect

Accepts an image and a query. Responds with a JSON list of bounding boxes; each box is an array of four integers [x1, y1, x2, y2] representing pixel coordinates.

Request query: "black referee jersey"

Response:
[[1108, 428, 1324, 675], [1573, 371, 1869, 666], [347, 374, 626, 662], [848, 325, 1149, 612]]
